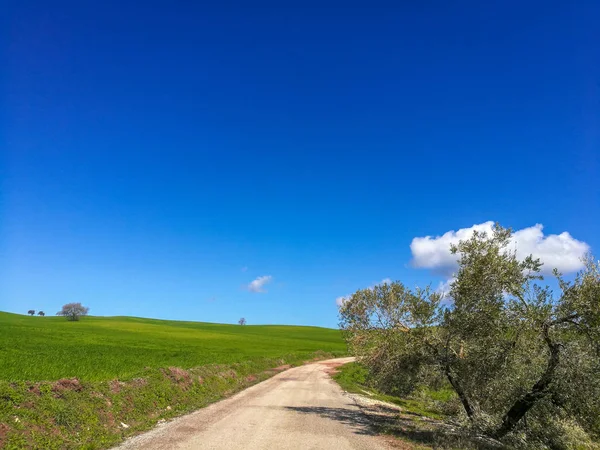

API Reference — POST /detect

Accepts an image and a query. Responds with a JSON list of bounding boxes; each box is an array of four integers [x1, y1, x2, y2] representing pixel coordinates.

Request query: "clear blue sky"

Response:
[[2, 1, 598, 327]]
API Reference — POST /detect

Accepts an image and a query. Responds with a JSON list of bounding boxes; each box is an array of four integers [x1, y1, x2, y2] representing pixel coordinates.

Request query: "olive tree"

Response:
[[57, 303, 89, 321], [340, 224, 600, 444]]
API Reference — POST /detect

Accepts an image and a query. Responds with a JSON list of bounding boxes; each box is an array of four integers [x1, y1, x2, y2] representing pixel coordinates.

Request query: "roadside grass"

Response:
[[0, 311, 346, 448], [1, 351, 337, 449], [333, 362, 501, 450], [0, 311, 345, 381], [333, 363, 448, 420]]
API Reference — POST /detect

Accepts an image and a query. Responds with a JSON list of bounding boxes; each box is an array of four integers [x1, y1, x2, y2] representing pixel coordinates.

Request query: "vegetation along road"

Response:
[[0, 312, 346, 448], [117, 358, 388, 450]]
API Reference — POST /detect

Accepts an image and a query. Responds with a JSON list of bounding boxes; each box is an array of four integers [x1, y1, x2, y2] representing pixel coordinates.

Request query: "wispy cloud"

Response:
[[335, 296, 350, 307], [247, 275, 273, 293], [435, 278, 455, 299], [241, 266, 248, 272]]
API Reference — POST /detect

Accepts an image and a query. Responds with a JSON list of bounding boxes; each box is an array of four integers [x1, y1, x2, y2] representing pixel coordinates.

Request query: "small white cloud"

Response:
[[247, 275, 273, 293], [336, 296, 350, 307], [410, 222, 590, 276], [436, 278, 455, 298]]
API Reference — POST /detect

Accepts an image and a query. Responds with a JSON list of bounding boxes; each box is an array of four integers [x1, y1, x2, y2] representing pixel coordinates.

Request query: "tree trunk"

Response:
[[493, 323, 561, 439], [445, 365, 475, 420], [428, 337, 476, 421]]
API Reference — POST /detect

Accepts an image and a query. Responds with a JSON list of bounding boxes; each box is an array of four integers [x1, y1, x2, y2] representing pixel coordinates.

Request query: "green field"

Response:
[[0, 311, 346, 448], [0, 311, 345, 381]]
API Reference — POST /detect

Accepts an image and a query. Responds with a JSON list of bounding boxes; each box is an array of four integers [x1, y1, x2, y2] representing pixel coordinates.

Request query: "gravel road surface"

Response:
[[116, 357, 389, 450]]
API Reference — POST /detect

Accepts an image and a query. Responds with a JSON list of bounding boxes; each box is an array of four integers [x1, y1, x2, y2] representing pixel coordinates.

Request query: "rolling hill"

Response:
[[0, 311, 345, 381]]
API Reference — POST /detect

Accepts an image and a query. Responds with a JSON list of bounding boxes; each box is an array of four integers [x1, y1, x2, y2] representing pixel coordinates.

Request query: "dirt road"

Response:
[[117, 357, 389, 450]]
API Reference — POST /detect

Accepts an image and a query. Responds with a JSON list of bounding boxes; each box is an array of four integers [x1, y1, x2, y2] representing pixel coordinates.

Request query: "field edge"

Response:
[[0, 351, 342, 449]]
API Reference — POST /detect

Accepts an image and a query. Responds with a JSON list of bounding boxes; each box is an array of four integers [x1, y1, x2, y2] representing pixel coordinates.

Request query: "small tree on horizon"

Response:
[[57, 303, 89, 321], [27, 310, 35, 316], [238, 317, 247, 325], [38, 311, 45, 316]]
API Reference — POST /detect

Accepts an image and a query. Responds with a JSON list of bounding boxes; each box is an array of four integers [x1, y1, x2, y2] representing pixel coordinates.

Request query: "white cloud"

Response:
[[435, 278, 456, 300], [247, 275, 273, 293], [335, 278, 392, 307], [336, 296, 350, 307], [410, 222, 590, 276]]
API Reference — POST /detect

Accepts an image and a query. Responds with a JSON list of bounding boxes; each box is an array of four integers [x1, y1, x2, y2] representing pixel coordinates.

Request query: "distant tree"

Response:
[[57, 303, 89, 321], [27, 310, 35, 316], [238, 317, 247, 325], [38, 311, 45, 316]]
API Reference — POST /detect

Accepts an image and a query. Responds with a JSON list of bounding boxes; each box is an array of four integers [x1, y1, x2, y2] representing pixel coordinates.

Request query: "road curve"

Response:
[[117, 357, 388, 450]]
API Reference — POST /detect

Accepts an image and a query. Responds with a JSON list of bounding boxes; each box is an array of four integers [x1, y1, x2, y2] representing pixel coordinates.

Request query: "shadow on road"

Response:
[[286, 404, 503, 449], [284, 406, 377, 436]]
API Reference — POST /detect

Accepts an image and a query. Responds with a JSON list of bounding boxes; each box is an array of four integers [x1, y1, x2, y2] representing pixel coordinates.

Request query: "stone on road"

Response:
[[117, 357, 388, 450]]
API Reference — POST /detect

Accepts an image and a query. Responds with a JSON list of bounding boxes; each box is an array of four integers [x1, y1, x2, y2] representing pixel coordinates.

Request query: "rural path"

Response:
[[117, 357, 389, 450]]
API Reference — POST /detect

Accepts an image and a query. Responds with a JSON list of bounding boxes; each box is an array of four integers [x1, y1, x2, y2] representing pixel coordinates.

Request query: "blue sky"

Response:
[[2, 1, 598, 327]]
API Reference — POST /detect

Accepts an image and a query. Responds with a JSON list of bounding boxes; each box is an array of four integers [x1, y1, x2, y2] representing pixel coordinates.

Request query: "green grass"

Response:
[[332, 363, 494, 449], [333, 362, 450, 420], [0, 311, 346, 449], [0, 311, 346, 381], [1, 353, 339, 449], [331, 361, 369, 393]]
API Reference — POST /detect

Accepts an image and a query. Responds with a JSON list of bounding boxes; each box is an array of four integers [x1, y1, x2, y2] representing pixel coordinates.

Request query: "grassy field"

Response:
[[0, 311, 346, 381], [0, 311, 346, 449]]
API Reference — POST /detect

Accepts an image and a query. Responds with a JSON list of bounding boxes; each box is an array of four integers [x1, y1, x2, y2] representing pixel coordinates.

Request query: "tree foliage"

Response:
[[339, 224, 600, 446], [27, 310, 35, 316], [37, 311, 45, 316], [238, 317, 247, 326], [57, 303, 89, 321]]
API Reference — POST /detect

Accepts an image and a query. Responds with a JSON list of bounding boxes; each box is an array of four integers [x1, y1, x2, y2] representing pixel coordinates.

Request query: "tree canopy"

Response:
[[340, 224, 600, 446], [57, 303, 90, 321]]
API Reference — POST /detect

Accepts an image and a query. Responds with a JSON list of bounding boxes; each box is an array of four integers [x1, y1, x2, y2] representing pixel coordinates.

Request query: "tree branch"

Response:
[[549, 313, 579, 326]]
